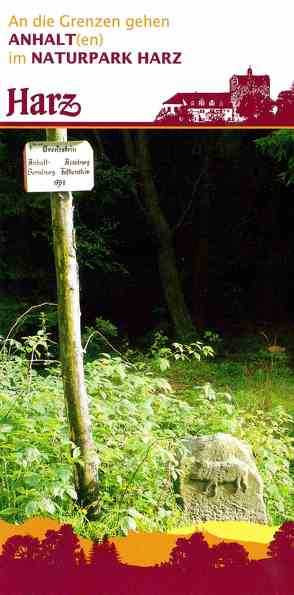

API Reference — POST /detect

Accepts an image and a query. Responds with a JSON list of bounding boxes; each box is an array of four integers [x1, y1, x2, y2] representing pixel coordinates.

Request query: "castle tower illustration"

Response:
[[229, 66, 270, 120]]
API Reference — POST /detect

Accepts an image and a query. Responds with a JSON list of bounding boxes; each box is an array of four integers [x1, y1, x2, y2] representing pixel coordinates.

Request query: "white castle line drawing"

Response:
[[155, 67, 276, 123]]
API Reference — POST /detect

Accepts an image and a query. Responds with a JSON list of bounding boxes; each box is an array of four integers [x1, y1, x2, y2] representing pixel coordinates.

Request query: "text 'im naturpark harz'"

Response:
[[7, 14, 182, 65]]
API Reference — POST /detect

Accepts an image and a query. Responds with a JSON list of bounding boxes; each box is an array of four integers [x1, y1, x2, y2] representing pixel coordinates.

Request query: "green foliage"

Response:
[[240, 407, 294, 521], [256, 130, 294, 185], [76, 223, 127, 274], [83, 317, 119, 356], [147, 330, 214, 372], [0, 304, 57, 357], [93, 316, 118, 338], [0, 299, 29, 337], [184, 383, 294, 522], [0, 357, 75, 520], [0, 320, 293, 536], [21, 313, 55, 361], [0, 319, 192, 533], [203, 330, 223, 350], [162, 331, 294, 525], [84, 354, 189, 533]]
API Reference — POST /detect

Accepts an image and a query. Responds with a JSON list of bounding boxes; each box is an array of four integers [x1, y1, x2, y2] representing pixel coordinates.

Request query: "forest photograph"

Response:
[[0, 128, 293, 540]]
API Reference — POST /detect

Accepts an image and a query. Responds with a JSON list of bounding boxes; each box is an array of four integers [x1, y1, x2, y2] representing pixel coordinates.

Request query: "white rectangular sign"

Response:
[[23, 140, 94, 192]]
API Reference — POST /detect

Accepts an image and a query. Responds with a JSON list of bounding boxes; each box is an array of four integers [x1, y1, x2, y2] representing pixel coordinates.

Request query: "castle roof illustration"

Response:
[[163, 92, 232, 108], [230, 67, 270, 88]]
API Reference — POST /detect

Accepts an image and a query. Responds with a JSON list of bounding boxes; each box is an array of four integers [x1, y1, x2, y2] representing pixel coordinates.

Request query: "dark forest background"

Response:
[[1, 129, 294, 339]]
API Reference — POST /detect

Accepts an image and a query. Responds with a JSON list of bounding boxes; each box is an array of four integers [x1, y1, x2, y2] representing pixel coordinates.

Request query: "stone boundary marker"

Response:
[[180, 433, 268, 524]]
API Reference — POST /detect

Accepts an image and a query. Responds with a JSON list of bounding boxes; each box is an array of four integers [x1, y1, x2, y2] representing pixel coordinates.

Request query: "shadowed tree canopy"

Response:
[[1, 129, 294, 339]]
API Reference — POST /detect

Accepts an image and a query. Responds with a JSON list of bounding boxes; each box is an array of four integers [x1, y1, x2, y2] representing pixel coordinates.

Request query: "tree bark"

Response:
[[123, 130, 195, 340], [47, 128, 99, 519], [192, 168, 210, 332], [91, 131, 108, 161]]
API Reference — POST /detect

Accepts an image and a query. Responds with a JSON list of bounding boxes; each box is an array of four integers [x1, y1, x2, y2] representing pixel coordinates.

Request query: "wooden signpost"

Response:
[[24, 128, 99, 518]]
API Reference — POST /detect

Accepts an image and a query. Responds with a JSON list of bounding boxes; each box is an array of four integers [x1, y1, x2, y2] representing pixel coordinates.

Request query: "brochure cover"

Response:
[[0, 1, 294, 594]]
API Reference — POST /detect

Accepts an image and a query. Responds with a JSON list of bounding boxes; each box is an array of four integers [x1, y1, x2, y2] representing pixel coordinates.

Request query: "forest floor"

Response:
[[164, 331, 294, 415], [167, 353, 294, 416]]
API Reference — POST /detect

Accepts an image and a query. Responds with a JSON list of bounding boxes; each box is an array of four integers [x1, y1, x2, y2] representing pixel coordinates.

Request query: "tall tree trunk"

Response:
[[123, 130, 194, 340], [47, 128, 100, 519], [192, 169, 210, 332], [91, 131, 108, 160]]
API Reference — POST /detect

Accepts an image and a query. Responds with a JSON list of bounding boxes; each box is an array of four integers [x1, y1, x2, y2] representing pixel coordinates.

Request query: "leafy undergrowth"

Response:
[[163, 335, 294, 525], [0, 327, 293, 539], [0, 349, 193, 536]]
